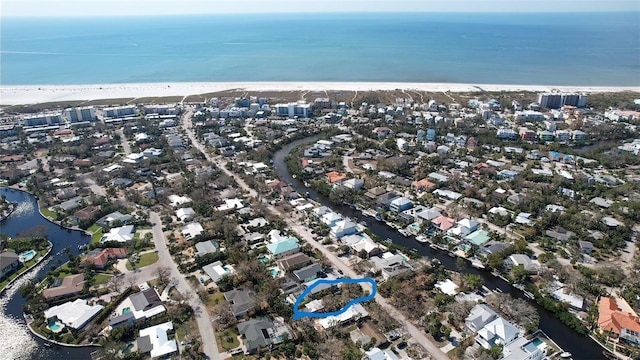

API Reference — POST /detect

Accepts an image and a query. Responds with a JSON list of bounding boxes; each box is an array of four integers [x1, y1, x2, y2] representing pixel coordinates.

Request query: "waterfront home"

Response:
[[96, 211, 132, 226], [412, 178, 436, 192], [369, 253, 412, 280], [598, 297, 640, 345], [501, 335, 546, 360], [475, 317, 521, 349], [0, 251, 20, 280], [101, 225, 135, 243], [136, 321, 178, 358], [466, 304, 499, 333], [431, 216, 456, 233], [389, 197, 413, 212], [506, 254, 540, 273], [342, 178, 364, 191], [238, 317, 292, 354], [330, 219, 358, 239], [464, 230, 491, 247], [43, 298, 103, 330], [449, 219, 479, 237], [321, 212, 343, 227], [43, 273, 84, 300], [224, 289, 256, 319], [326, 171, 346, 184], [81, 248, 129, 269], [341, 233, 382, 258], [435, 279, 459, 296]]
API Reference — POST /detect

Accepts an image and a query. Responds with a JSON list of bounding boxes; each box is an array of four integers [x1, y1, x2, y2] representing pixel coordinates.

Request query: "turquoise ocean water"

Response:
[[1, 12, 639, 86]]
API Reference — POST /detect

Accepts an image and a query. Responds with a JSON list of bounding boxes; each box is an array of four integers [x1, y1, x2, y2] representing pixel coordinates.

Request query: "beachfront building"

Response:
[[63, 106, 96, 123], [103, 105, 138, 118], [274, 102, 312, 118], [537, 93, 588, 109], [23, 112, 64, 127]]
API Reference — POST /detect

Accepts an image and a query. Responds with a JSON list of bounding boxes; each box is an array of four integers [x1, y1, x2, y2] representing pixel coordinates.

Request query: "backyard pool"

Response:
[[18, 249, 37, 262], [258, 256, 270, 263], [269, 268, 279, 277], [47, 319, 64, 333], [122, 307, 131, 314]]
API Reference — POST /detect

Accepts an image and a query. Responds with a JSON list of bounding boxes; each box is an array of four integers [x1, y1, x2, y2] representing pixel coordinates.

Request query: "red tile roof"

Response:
[[598, 297, 640, 335]]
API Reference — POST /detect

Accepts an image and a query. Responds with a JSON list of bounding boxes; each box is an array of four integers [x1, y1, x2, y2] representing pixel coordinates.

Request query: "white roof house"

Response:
[[318, 303, 369, 329], [465, 304, 498, 333], [330, 219, 358, 239], [176, 207, 195, 222], [435, 279, 459, 296], [321, 212, 343, 227], [102, 225, 135, 243], [137, 321, 178, 358], [476, 317, 521, 349], [216, 198, 244, 211], [168, 195, 192, 207], [44, 299, 103, 330], [364, 347, 401, 360], [202, 261, 233, 283], [181, 222, 204, 240]]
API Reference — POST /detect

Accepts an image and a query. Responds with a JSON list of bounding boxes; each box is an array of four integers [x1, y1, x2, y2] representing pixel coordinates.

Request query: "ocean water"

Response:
[[1, 12, 639, 86]]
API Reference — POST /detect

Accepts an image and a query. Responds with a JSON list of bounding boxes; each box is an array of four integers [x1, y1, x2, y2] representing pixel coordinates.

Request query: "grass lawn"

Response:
[[93, 273, 112, 285], [215, 328, 240, 352], [205, 292, 225, 313], [126, 252, 159, 270], [175, 318, 198, 341], [40, 207, 58, 221], [88, 224, 102, 233], [91, 228, 104, 244]]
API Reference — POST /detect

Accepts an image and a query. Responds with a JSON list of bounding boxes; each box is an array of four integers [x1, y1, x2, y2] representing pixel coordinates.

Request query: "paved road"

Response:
[[116, 128, 132, 155], [149, 211, 226, 360], [182, 113, 446, 360], [79, 174, 106, 197]]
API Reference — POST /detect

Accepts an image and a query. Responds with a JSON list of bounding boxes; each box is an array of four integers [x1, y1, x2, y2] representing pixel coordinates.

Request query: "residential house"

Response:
[[317, 303, 369, 329], [501, 335, 545, 360], [176, 207, 195, 222], [43, 299, 104, 330], [0, 251, 20, 280], [449, 219, 479, 237], [342, 178, 364, 191], [181, 222, 204, 240], [277, 253, 312, 273], [330, 219, 358, 239], [43, 273, 84, 300], [466, 304, 499, 333], [364, 347, 401, 360], [326, 171, 346, 184], [598, 297, 640, 345], [369, 253, 412, 280], [136, 322, 178, 359], [412, 178, 436, 192], [431, 216, 456, 233], [194, 240, 219, 257], [101, 225, 135, 243], [389, 197, 413, 212], [111, 288, 166, 328], [293, 263, 322, 283], [578, 241, 594, 254], [465, 230, 491, 247], [81, 248, 129, 269], [224, 289, 256, 319], [545, 228, 575, 242], [475, 317, 521, 349], [203, 261, 233, 283], [237, 317, 292, 354], [266, 238, 300, 259], [506, 254, 539, 272]]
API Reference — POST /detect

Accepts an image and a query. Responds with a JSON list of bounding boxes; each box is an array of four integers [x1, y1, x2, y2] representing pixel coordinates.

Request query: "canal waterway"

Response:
[[272, 137, 606, 360], [0, 188, 96, 360]]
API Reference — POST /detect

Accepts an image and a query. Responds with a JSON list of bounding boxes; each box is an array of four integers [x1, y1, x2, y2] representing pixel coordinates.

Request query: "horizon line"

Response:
[[3, 10, 639, 18]]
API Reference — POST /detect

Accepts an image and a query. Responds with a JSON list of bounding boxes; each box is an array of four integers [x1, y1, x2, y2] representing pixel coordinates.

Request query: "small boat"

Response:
[[43, 342, 53, 348], [560, 352, 572, 358], [383, 238, 393, 244], [415, 235, 428, 243], [398, 229, 409, 237]]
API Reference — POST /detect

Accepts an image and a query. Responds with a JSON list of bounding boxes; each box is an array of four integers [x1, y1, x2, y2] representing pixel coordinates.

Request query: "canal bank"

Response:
[[0, 187, 96, 360], [271, 137, 606, 360]]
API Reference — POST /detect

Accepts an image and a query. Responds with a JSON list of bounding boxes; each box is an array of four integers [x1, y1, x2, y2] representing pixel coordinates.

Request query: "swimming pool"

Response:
[[47, 319, 63, 333], [532, 338, 544, 347], [258, 256, 270, 263], [269, 269, 279, 277], [18, 249, 37, 262], [122, 307, 131, 314]]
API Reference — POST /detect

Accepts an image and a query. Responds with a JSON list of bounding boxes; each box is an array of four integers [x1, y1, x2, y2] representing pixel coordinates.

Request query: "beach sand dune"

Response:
[[1, 82, 638, 106]]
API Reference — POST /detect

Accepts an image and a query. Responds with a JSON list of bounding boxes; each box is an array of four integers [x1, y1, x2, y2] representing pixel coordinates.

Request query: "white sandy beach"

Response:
[[1, 82, 638, 105]]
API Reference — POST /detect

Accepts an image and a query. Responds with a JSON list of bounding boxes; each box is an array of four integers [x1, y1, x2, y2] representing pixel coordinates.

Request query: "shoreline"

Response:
[[0, 241, 52, 295], [1, 81, 639, 106]]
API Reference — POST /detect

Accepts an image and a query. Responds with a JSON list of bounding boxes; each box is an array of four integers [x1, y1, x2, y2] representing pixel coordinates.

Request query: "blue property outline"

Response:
[[292, 278, 377, 320]]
